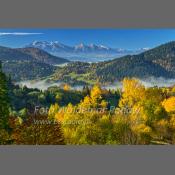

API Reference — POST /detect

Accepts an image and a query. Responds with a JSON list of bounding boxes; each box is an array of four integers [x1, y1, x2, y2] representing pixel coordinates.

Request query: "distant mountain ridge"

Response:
[[26, 41, 150, 62], [27, 41, 128, 53]]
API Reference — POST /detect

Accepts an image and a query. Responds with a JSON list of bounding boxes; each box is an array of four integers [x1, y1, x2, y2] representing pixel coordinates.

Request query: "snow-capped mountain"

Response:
[[26, 41, 150, 62], [27, 41, 134, 53], [74, 43, 116, 53], [27, 41, 73, 52]]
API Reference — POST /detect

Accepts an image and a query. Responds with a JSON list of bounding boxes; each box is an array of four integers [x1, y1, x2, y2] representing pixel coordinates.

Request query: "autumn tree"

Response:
[[162, 97, 175, 113], [119, 78, 146, 112], [63, 84, 71, 91], [11, 114, 64, 145], [80, 84, 108, 109]]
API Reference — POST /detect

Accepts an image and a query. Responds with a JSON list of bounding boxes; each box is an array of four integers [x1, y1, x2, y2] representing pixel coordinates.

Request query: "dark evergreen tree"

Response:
[[0, 62, 10, 130]]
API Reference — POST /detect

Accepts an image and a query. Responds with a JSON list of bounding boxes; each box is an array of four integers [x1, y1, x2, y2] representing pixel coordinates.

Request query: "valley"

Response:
[[1, 41, 175, 88]]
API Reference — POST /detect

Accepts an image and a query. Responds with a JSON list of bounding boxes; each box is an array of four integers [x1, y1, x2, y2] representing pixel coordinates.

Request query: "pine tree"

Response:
[[0, 62, 10, 130]]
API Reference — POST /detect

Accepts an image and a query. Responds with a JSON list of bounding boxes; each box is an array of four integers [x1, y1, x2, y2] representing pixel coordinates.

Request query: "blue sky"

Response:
[[1, 29, 175, 49]]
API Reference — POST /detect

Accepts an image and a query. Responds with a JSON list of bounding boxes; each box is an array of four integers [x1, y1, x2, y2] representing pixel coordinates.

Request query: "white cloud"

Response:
[[0, 32, 43, 36]]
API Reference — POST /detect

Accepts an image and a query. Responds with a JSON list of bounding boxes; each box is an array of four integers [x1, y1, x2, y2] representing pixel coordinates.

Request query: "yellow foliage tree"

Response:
[[63, 84, 71, 91], [80, 95, 92, 108], [90, 84, 103, 107], [100, 100, 108, 109], [172, 86, 175, 93], [153, 119, 168, 140], [119, 78, 146, 110], [162, 97, 175, 113], [170, 115, 175, 129], [129, 103, 148, 126], [79, 84, 107, 109]]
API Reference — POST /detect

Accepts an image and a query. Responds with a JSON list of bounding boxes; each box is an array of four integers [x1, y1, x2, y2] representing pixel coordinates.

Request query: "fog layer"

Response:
[[16, 77, 175, 91]]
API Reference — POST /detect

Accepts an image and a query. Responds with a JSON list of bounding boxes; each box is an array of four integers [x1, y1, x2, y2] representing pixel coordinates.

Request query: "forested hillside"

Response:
[[52, 41, 175, 85], [0, 46, 69, 81], [2, 61, 56, 81], [0, 46, 69, 64]]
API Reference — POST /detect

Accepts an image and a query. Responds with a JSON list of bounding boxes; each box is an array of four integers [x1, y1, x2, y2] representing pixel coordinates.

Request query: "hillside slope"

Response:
[[52, 41, 175, 85], [0, 46, 69, 65], [0, 46, 69, 81]]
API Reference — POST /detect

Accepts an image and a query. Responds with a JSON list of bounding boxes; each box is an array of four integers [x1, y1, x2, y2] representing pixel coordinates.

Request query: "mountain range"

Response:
[[1, 41, 175, 85], [26, 41, 149, 62]]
